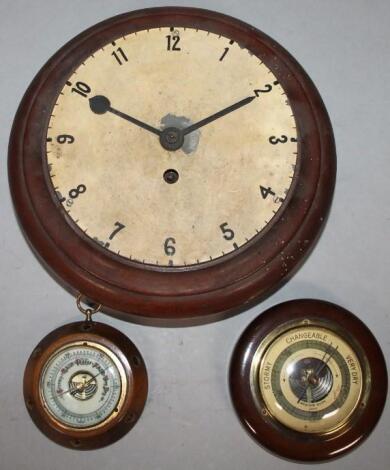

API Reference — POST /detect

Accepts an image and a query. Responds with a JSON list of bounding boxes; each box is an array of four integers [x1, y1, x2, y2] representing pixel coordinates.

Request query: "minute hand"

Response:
[[182, 95, 256, 136]]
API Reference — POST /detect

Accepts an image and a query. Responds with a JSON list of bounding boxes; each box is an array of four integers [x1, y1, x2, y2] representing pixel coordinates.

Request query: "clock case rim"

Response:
[[229, 299, 388, 462], [8, 7, 336, 325], [23, 321, 148, 450]]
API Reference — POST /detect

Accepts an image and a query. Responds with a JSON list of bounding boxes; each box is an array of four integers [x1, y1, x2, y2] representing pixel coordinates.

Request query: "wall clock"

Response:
[[23, 313, 148, 449], [8, 7, 336, 324], [229, 299, 387, 461]]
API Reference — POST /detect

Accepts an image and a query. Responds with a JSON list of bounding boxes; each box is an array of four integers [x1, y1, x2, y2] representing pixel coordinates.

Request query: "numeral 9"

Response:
[[57, 134, 75, 144]]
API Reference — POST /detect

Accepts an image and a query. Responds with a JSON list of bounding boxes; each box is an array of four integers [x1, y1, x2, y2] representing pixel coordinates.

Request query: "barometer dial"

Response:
[[9, 8, 336, 323], [40, 342, 126, 429], [24, 321, 148, 449], [230, 300, 387, 461], [258, 326, 363, 434]]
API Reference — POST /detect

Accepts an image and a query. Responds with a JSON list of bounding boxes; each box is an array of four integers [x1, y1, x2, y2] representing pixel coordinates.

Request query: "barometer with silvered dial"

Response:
[[230, 299, 387, 461], [9, 7, 336, 323], [24, 313, 148, 449]]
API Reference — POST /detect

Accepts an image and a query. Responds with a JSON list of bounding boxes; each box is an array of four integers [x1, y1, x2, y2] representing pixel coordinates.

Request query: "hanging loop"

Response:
[[76, 294, 102, 322]]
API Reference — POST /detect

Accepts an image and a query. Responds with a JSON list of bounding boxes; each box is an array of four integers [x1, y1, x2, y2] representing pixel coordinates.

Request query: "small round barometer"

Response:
[[24, 321, 148, 449]]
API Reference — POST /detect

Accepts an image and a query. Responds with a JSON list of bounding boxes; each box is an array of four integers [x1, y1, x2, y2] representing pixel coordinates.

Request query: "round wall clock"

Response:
[[9, 7, 336, 324], [229, 299, 387, 461], [24, 319, 148, 449]]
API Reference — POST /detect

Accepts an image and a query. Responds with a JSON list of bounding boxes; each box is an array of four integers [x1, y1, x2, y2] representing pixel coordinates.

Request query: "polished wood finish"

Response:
[[23, 321, 148, 449], [8, 7, 336, 324], [229, 299, 388, 461]]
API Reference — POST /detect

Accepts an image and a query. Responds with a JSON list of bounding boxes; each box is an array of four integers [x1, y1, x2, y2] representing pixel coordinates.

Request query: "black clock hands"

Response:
[[89, 95, 161, 137], [182, 95, 256, 136], [89, 93, 256, 151]]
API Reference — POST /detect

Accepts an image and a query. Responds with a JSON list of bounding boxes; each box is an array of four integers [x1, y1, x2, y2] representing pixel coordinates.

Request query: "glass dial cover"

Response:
[[258, 326, 363, 434], [40, 341, 126, 429]]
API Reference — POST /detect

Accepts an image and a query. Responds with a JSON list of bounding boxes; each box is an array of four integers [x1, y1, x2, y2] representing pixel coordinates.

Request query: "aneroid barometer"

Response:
[[23, 303, 148, 449], [8, 7, 336, 324], [230, 299, 387, 461]]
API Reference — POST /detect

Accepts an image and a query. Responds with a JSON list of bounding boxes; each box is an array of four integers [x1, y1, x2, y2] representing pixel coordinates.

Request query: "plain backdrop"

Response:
[[1, 1, 389, 469]]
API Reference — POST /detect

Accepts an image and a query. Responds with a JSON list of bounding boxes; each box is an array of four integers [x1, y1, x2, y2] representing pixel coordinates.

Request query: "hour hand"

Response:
[[89, 95, 161, 137]]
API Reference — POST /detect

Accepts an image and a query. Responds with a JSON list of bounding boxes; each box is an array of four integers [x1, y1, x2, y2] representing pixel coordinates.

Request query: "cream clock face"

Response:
[[46, 27, 298, 267], [40, 342, 126, 429], [257, 326, 364, 434]]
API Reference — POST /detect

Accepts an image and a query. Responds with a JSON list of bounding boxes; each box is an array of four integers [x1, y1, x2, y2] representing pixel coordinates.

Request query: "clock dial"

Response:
[[46, 27, 297, 266], [40, 341, 126, 429]]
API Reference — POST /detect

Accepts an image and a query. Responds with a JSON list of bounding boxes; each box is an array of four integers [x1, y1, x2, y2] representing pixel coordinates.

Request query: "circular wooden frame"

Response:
[[23, 321, 148, 449], [9, 7, 336, 325], [229, 299, 387, 461]]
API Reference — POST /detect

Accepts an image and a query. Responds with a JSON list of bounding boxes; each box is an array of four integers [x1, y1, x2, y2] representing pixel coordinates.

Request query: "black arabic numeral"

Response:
[[254, 84, 272, 97], [109, 222, 126, 240], [57, 134, 75, 144], [269, 135, 288, 145], [260, 185, 276, 199], [112, 47, 128, 65], [164, 237, 176, 256], [69, 184, 86, 199], [71, 81, 91, 98], [219, 47, 229, 61], [220, 222, 235, 241], [166, 35, 181, 51]]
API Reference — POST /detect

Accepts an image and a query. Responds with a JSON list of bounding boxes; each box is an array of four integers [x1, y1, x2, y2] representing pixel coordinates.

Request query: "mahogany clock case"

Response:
[[23, 321, 148, 450], [229, 299, 388, 462], [8, 7, 336, 325]]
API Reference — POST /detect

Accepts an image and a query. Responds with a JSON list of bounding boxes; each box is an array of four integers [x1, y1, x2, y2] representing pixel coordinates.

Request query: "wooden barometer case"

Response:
[[229, 299, 387, 461], [8, 7, 336, 325], [24, 314, 148, 450]]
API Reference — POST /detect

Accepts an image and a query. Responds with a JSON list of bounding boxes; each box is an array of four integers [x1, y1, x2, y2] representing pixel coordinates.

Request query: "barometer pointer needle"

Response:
[[57, 365, 112, 397], [89, 95, 162, 136], [297, 344, 338, 404]]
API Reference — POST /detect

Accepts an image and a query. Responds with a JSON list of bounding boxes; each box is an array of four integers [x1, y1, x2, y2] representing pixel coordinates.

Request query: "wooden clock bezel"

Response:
[[229, 299, 388, 461], [8, 7, 336, 325], [23, 321, 148, 450]]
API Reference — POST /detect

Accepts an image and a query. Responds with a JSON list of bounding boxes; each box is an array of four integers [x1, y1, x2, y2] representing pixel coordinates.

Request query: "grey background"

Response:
[[1, 0, 389, 469]]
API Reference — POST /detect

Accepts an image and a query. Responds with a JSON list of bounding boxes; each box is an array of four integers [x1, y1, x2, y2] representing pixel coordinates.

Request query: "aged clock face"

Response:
[[46, 27, 297, 266], [40, 341, 126, 429]]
